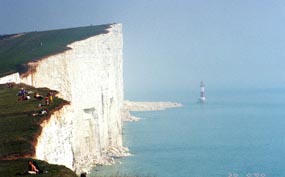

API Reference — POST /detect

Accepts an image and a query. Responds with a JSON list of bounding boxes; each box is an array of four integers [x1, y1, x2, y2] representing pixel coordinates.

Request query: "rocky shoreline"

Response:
[[83, 101, 183, 173], [122, 101, 183, 121]]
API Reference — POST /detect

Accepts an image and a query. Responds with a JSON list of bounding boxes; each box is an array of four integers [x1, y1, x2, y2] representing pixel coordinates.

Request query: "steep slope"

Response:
[[19, 24, 128, 173], [0, 84, 68, 160], [0, 84, 76, 177]]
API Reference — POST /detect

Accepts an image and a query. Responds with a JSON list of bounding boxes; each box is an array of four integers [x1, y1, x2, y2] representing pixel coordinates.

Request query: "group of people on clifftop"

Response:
[[16, 87, 53, 103], [17, 88, 53, 104], [12, 85, 54, 116], [34, 91, 53, 106]]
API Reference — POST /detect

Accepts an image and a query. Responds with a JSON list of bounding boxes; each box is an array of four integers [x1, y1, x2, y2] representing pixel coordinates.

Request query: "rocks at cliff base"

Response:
[[75, 146, 131, 174], [122, 101, 183, 122], [105, 146, 131, 158], [121, 108, 141, 122], [124, 100, 183, 111]]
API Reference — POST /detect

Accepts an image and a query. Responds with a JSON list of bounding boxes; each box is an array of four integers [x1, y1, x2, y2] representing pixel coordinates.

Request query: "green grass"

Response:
[[0, 83, 68, 159], [0, 84, 76, 176], [0, 24, 110, 77], [0, 158, 77, 177]]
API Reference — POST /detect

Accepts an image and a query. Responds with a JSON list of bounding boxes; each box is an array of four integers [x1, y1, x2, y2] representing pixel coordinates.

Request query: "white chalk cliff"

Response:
[[0, 24, 185, 174], [9, 24, 127, 173], [0, 72, 20, 84]]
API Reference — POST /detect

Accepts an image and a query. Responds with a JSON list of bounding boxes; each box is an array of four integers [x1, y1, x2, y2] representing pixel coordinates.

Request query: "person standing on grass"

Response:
[[49, 92, 53, 104], [45, 95, 49, 105]]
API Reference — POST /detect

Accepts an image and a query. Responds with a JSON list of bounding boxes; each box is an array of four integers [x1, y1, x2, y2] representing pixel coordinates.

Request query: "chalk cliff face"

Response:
[[20, 24, 127, 172], [0, 73, 20, 84]]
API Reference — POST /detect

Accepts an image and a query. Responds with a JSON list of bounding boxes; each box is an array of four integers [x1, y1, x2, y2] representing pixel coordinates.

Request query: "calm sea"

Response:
[[90, 88, 285, 177]]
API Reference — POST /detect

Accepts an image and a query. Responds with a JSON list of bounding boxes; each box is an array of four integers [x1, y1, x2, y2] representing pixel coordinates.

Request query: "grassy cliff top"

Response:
[[0, 83, 75, 176], [0, 24, 111, 77], [0, 84, 68, 159], [0, 158, 77, 177]]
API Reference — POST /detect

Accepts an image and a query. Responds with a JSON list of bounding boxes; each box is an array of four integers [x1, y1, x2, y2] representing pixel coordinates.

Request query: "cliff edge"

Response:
[[0, 24, 128, 174], [22, 24, 127, 173]]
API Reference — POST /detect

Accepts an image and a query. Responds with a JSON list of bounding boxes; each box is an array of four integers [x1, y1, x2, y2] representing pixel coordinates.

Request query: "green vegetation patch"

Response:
[[0, 158, 77, 177], [0, 83, 68, 159], [0, 24, 110, 77]]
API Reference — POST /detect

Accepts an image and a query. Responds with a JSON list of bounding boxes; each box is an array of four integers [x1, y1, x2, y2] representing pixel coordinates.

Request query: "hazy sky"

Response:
[[1, 0, 285, 99]]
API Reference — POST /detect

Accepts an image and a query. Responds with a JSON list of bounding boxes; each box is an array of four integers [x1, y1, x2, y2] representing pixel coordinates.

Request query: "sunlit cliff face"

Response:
[[19, 24, 127, 173]]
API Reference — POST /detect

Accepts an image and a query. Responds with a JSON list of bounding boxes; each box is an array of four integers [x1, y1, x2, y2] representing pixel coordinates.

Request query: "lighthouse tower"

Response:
[[200, 81, 206, 102]]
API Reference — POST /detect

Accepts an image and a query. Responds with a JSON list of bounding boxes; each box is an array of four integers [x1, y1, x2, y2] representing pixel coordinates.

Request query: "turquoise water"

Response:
[[90, 88, 285, 177]]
